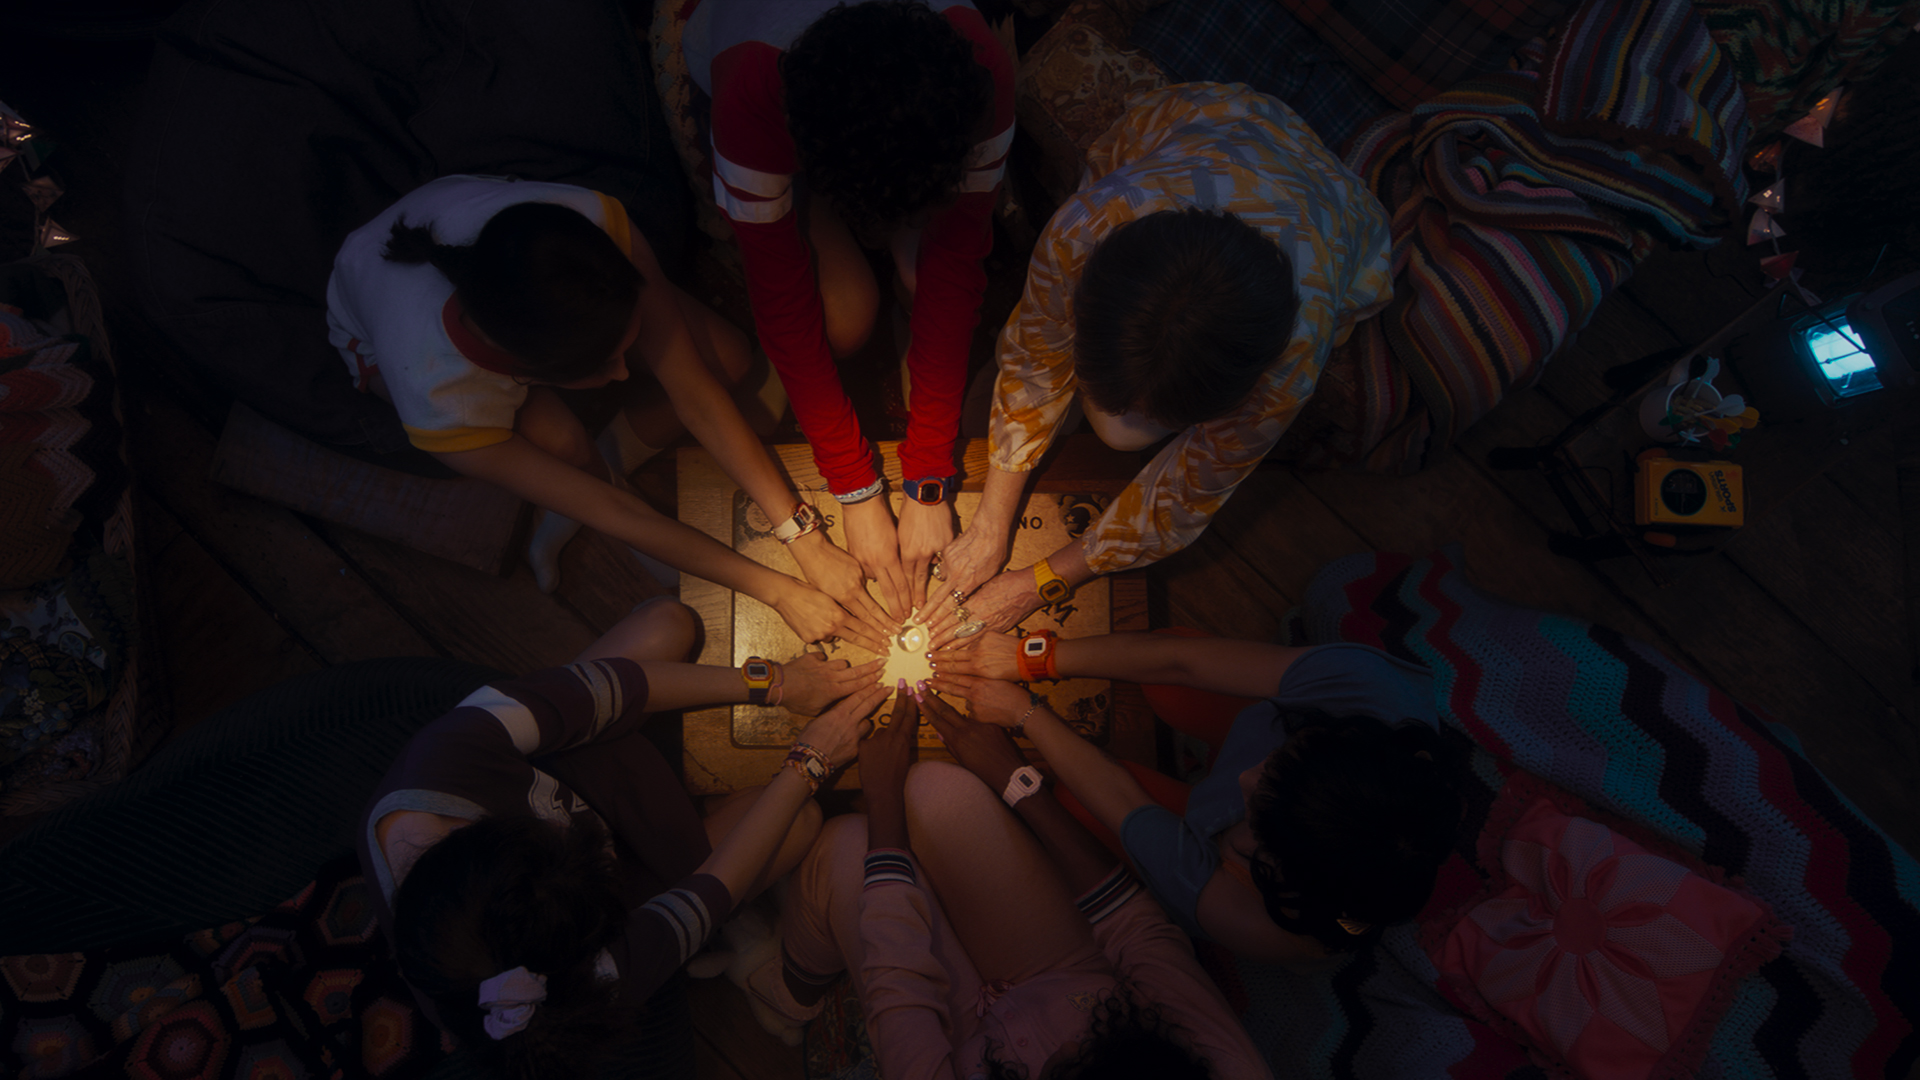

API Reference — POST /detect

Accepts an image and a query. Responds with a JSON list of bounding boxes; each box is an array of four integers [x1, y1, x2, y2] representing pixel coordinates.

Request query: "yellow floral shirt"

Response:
[[990, 83, 1392, 573]]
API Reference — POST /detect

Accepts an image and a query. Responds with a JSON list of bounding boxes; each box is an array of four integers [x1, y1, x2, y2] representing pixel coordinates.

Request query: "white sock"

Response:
[[527, 509, 584, 594], [595, 412, 664, 480]]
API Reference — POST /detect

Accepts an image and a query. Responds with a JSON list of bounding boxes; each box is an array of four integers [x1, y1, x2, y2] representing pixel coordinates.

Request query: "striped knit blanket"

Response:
[[1214, 546, 1919, 1079], [1305, 0, 1747, 472]]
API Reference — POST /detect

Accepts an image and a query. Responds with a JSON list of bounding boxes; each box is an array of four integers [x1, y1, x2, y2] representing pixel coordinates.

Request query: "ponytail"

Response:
[[378, 201, 643, 383], [382, 217, 477, 287]]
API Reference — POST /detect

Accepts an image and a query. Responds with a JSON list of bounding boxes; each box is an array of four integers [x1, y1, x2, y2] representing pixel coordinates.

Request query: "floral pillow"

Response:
[[1432, 798, 1788, 1080]]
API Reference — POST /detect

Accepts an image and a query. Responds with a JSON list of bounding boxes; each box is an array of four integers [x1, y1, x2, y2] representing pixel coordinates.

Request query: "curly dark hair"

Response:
[[1074, 207, 1298, 429], [1245, 709, 1462, 952], [391, 814, 641, 1078], [981, 990, 1214, 1080], [782, 1, 994, 234]]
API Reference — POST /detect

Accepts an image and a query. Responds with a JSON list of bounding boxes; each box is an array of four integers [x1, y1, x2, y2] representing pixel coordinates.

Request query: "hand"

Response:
[[920, 690, 1027, 795], [778, 649, 885, 716], [794, 682, 892, 769], [934, 520, 1010, 602], [929, 630, 1020, 682], [929, 567, 1043, 649], [843, 497, 910, 620], [771, 580, 886, 653], [925, 674, 1042, 729], [858, 679, 922, 809], [786, 530, 895, 644], [896, 497, 954, 614]]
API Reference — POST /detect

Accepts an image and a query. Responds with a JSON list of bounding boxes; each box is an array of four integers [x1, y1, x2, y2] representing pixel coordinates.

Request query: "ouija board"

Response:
[[676, 441, 1152, 794], [725, 487, 1117, 748]]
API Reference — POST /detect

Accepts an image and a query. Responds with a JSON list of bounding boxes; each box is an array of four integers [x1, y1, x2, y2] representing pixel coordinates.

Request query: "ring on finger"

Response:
[[955, 620, 986, 638], [949, 588, 968, 605], [930, 554, 946, 581], [954, 606, 970, 624]]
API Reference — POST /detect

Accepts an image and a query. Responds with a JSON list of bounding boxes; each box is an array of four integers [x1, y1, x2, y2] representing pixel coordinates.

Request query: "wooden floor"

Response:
[[14, 25, 1919, 1080]]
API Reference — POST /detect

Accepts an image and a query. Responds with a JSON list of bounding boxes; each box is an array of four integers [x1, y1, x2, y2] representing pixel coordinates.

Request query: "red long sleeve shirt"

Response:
[[695, 0, 1015, 494]]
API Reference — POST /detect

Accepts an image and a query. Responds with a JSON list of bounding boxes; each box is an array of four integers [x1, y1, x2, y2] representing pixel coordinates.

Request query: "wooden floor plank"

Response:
[[686, 976, 805, 1080], [695, 1033, 751, 1080], [144, 495, 324, 734], [1722, 476, 1911, 716], [1155, 528, 1299, 643], [1617, 244, 1768, 347], [1205, 471, 1373, 605], [1533, 290, 1687, 415], [134, 394, 440, 665], [554, 528, 670, 634], [314, 526, 597, 676], [1296, 450, 1670, 647]]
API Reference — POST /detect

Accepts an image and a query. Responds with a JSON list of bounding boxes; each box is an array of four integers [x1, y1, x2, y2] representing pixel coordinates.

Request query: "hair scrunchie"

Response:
[[477, 966, 548, 1040]]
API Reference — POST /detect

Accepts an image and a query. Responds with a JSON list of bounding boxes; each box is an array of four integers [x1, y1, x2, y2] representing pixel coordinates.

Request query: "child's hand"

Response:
[[787, 531, 895, 644], [925, 674, 1040, 730], [921, 691, 1025, 795], [793, 682, 891, 770], [772, 581, 885, 653], [858, 680, 921, 811], [778, 650, 884, 716]]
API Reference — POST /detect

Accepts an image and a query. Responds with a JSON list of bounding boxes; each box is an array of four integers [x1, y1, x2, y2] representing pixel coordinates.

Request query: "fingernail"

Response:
[[896, 678, 907, 694], [914, 680, 929, 701]]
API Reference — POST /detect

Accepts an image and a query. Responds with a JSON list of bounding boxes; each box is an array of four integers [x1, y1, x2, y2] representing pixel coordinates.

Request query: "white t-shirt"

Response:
[[325, 175, 633, 453]]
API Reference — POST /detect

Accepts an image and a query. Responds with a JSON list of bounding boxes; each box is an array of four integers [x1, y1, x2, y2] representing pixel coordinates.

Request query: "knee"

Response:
[[516, 403, 596, 470], [633, 598, 700, 660], [813, 812, 869, 864], [904, 760, 993, 816], [821, 273, 878, 359]]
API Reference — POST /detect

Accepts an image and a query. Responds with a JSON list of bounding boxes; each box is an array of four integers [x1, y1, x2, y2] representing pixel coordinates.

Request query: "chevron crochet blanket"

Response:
[[1210, 546, 1919, 1079]]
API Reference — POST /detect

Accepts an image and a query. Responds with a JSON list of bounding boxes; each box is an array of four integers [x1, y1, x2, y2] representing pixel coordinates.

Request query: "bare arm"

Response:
[[624, 224, 894, 639], [936, 631, 1310, 701], [438, 435, 793, 602]]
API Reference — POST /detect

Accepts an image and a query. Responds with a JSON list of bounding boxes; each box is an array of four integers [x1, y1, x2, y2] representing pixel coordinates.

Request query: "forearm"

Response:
[[1052, 635, 1307, 698], [867, 792, 911, 853], [971, 464, 1030, 537], [670, 362, 800, 524], [1011, 789, 1119, 897], [696, 766, 814, 900], [598, 491, 797, 605], [1019, 706, 1151, 836]]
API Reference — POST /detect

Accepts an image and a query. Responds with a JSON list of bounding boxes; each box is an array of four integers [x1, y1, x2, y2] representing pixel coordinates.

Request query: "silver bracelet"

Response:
[[832, 477, 886, 505], [1011, 691, 1046, 737]]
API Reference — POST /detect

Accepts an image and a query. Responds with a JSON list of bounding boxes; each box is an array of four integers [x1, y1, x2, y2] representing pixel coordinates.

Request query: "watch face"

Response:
[[746, 661, 771, 681], [911, 479, 944, 504], [1023, 637, 1048, 657], [1039, 580, 1070, 604]]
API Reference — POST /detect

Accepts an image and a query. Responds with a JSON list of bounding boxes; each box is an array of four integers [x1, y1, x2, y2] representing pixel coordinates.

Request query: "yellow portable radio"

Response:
[[1633, 453, 1744, 528]]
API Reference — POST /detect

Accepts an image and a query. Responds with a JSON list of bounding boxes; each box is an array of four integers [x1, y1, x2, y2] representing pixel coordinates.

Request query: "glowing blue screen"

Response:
[[1800, 316, 1882, 398]]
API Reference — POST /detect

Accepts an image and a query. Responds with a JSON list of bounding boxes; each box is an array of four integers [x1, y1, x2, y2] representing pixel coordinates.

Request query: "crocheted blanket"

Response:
[[1209, 546, 1920, 1079], [1276, 0, 1748, 473]]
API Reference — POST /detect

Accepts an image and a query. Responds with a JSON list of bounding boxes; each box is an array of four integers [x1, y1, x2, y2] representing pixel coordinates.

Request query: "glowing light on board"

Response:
[[1802, 317, 1881, 398]]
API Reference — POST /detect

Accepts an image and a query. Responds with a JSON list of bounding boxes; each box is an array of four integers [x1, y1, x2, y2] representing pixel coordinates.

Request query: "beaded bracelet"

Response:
[[780, 741, 833, 794]]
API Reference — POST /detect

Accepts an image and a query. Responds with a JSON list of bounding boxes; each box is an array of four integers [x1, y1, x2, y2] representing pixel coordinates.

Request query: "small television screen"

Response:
[[1795, 313, 1882, 399]]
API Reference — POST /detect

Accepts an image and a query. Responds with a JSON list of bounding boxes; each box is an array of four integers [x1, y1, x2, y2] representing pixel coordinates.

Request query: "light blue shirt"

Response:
[[1119, 644, 1437, 934]]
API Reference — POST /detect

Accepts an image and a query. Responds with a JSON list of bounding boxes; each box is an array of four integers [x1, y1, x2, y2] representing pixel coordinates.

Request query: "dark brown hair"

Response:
[[1074, 207, 1298, 429], [391, 814, 638, 1078], [1246, 709, 1459, 951]]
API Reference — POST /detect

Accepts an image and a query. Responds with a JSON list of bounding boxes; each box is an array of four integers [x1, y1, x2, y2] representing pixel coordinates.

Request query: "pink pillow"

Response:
[[1432, 798, 1786, 1080]]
